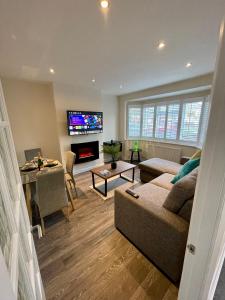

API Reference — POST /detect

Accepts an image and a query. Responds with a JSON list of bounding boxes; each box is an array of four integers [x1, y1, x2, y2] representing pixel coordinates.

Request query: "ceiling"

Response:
[[0, 0, 224, 95]]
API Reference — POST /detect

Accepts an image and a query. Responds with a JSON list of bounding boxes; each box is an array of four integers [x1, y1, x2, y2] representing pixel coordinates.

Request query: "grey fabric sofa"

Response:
[[139, 157, 182, 182], [114, 158, 195, 282]]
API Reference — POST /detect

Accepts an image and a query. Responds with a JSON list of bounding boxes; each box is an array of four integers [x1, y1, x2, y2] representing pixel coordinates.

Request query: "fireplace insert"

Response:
[[71, 141, 99, 164]]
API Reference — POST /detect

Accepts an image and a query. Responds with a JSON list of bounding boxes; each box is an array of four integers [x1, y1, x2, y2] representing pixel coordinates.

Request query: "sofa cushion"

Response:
[[151, 173, 174, 190], [133, 182, 170, 207], [163, 168, 198, 213], [190, 149, 202, 160], [139, 158, 182, 176], [178, 199, 194, 222], [171, 158, 200, 184]]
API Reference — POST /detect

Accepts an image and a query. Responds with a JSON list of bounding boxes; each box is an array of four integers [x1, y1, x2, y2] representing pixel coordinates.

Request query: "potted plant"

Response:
[[103, 142, 121, 169]]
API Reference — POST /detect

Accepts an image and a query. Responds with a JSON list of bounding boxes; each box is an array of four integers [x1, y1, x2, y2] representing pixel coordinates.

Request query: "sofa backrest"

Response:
[[178, 198, 194, 222], [163, 167, 198, 222]]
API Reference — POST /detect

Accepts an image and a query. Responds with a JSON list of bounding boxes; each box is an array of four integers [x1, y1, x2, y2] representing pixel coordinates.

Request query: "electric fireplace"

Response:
[[71, 141, 99, 164]]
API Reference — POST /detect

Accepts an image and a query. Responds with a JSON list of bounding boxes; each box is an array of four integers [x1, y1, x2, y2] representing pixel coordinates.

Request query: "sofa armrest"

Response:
[[114, 188, 189, 282], [115, 188, 188, 234]]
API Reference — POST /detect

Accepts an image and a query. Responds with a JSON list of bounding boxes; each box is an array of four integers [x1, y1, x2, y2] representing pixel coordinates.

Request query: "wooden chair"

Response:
[[34, 168, 69, 235], [65, 151, 78, 198], [24, 148, 42, 161]]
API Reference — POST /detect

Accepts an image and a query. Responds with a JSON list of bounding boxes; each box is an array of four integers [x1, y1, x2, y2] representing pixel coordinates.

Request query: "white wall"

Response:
[[0, 78, 119, 173], [53, 82, 118, 173], [101, 93, 118, 141], [1, 78, 61, 165]]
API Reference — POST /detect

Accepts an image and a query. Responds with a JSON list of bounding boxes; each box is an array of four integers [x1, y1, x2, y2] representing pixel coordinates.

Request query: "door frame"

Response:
[[179, 20, 225, 300]]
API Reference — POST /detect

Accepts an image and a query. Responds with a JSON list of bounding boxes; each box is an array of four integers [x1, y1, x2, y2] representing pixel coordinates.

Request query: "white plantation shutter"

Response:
[[199, 98, 210, 147], [0, 81, 45, 300], [128, 105, 141, 137], [166, 103, 180, 140], [155, 105, 167, 139], [127, 96, 209, 146], [180, 101, 203, 142], [142, 106, 155, 137]]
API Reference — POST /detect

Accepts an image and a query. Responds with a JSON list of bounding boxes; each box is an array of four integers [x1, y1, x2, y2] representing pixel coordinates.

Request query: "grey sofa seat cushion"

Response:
[[151, 173, 174, 191], [178, 199, 194, 222], [139, 158, 181, 176], [133, 182, 170, 207], [163, 168, 198, 214]]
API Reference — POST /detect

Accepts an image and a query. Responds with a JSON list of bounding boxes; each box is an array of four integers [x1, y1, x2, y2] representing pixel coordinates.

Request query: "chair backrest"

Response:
[[24, 148, 42, 161], [36, 168, 68, 218], [66, 151, 76, 176]]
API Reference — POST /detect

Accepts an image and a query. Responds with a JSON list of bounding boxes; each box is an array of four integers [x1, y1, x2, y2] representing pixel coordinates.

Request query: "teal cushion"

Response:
[[171, 158, 200, 184]]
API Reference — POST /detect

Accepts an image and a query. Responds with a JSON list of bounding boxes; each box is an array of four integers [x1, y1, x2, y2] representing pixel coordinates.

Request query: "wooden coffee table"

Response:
[[90, 161, 136, 197]]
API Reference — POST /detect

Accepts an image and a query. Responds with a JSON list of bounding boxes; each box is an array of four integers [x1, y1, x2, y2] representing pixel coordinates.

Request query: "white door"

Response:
[[179, 20, 225, 300], [0, 81, 45, 299]]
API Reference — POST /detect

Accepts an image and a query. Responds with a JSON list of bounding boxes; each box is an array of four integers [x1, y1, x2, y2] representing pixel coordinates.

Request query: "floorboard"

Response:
[[34, 167, 178, 300]]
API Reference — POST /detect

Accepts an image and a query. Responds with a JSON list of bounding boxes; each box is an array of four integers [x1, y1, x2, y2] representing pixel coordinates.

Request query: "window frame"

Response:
[[126, 96, 208, 147]]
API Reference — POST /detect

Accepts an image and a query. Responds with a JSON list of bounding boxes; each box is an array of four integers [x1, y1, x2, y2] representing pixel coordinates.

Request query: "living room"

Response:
[[0, 1, 225, 300]]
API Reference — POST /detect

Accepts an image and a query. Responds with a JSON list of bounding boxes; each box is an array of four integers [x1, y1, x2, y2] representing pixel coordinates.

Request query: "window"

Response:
[[127, 97, 210, 146], [166, 103, 180, 140], [180, 101, 202, 142], [128, 106, 141, 137], [155, 105, 167, 139], [199, 100, 210, 146], [142, 106, 154, 137]]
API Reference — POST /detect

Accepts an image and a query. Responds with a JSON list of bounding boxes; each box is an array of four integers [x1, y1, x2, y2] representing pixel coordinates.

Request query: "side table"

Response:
[[129, 148, 142, 163]]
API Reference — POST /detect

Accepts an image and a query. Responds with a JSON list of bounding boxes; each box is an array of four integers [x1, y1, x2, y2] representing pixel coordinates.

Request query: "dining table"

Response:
[[20, 159, 75, 224]]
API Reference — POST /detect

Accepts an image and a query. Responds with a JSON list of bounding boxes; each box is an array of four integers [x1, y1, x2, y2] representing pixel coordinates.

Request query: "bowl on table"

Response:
[[44, 160, 58, 168]]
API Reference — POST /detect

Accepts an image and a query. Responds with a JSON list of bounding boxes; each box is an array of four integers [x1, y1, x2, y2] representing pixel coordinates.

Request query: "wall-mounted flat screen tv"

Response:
[[67, 111, 103, 135]]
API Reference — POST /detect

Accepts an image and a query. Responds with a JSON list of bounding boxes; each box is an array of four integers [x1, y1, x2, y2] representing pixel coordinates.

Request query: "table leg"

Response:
[[92, 172, 95, 189], [130, 151, 134, 163], [105, 179, 107, 197], [24, 183, 32, 224], [66, 180, 75, 211], [138, 151, 141, 162], [91, 172, 108, 197], [132, 168, 135, 182]]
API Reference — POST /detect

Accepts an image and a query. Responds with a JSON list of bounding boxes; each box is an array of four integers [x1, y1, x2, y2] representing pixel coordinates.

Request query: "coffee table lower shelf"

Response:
[[91, 169, 135, 197]]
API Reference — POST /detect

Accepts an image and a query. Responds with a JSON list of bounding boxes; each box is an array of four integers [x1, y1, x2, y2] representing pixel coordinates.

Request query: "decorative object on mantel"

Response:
[[103, 141, 121, 169]]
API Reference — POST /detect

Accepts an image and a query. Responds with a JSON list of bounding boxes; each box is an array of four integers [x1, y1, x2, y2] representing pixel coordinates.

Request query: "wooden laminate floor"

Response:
[[34, 167, 178, 300]]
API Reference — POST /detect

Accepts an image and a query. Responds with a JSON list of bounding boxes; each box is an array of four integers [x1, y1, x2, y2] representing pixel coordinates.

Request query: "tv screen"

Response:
[[67, 111, 103, 135]]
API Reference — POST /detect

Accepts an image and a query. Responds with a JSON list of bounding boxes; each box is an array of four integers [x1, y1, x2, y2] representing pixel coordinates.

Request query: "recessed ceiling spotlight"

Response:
[[186, 62, 192, 68], [158, 41, 166, 50], [49, 68, 55, 74], [100, 0, 109, 8], [92, 78, 96, 83]]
